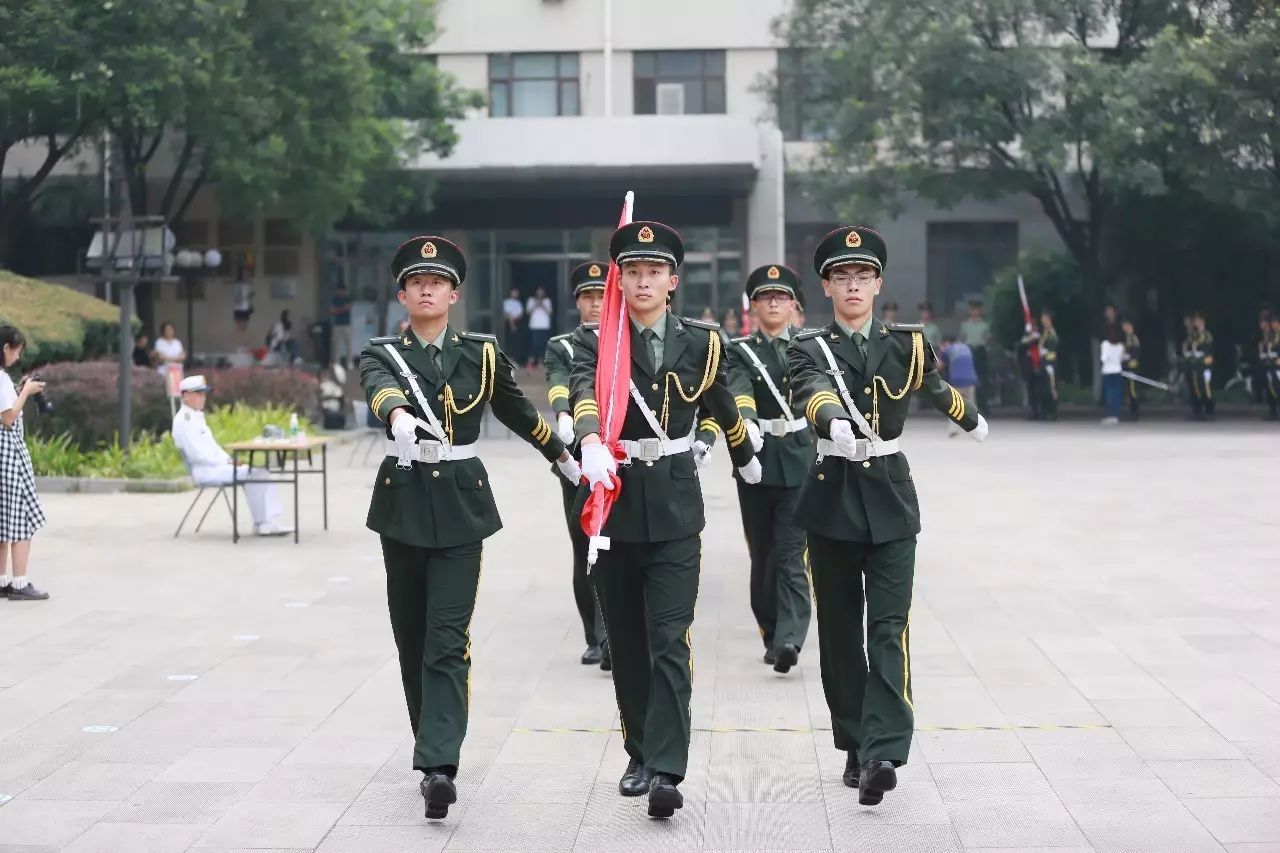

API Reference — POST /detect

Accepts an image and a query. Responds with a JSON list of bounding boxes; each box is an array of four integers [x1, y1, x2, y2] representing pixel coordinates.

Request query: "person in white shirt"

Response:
[[502, 288, 525, 363], [1099, 324, 1126, 425], [171, 375, 292, 535], [153, 322, 185, 373], [525, 286, 553, 369]]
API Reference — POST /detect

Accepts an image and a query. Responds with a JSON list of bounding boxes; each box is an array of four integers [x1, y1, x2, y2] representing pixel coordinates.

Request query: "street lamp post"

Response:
[[174, 248, 222, 364]]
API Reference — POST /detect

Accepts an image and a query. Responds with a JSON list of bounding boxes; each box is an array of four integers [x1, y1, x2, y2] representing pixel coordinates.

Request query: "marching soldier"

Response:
[[1182, 310, 1215, 421], [544, 262, 609, 667], [1121, 318, 1142, 420], [787, 226, 988, 807], [1037, 309, 1059, 421], [725, 264, 813, 673], [361, 236, 581, 820], [571, 221, 761, 819], [1261, 313, 1279, 421]]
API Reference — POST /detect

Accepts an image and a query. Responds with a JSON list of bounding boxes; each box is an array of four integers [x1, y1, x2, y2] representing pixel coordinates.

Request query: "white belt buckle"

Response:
[[770, 420, 788, 438], [850, 440, 870, 462], [420, 441, 442, 464], [636, 438, 662, 462]]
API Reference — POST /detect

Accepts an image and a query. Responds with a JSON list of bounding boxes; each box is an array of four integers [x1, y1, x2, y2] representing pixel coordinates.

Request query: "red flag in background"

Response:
[[581, 191, 634, 565]]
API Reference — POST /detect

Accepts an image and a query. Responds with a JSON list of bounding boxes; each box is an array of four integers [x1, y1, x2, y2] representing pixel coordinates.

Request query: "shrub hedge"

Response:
[[0, 271, 127, 364]]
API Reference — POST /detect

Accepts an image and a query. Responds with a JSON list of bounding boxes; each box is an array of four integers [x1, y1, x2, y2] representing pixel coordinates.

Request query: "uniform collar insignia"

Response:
[[402, 336, 411, 346], [880, 325, 888, 336], [829, 332, 839, 340], [451, 334, 459, 342]]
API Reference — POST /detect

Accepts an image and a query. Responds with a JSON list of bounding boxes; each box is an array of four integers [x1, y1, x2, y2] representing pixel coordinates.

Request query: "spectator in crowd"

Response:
[[330, 282, 353, 367], [525, 285, 554, 370], [1100, 323, 1125, 425], [0, 325, 50, 600], [132, 333, 153, 368], [396, 317, 411, 335], [959, 300, 992, 406], [267, 310, 299, 364], [502, 287, 525, 363], [153, 322, 185, 373], [232, 268, 254, 348], [698, 306, 717, 324], [918, 301, 940, 344], [881, 301, 899, 324], [721, 308, 741, 337], [941, 335, 978, 437]]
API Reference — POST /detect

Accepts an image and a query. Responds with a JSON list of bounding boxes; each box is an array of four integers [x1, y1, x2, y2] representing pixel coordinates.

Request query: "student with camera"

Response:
[[0, 325, 50, 600]]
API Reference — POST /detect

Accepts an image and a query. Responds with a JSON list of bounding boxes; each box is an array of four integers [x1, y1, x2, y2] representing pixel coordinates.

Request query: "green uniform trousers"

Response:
[[737, 481, 811, 652], [560, 478, 603, 647], [1186, 367, 1215, 418], [808, 532, 916, 766], [592, 535, 700, 781], [382, 535, 483, 773]]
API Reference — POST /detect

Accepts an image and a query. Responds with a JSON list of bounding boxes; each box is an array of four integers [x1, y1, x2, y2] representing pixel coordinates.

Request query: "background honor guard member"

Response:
[[1182, 310, 1215, 420], [361, 236, 581, 820], [787, 226, 988, 808], [1121, 318, 1142, 420], [171, 375, 293, 536], [572, 221, 762, 819], [1036, 309, 1059, 421], [544, 261, 608, 667], [1262, 313, 1280, 420], [726, 264, 813, 674]]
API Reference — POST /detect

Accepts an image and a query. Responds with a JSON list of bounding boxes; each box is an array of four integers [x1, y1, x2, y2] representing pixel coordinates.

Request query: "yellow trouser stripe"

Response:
[[901, 611, 913, 711]]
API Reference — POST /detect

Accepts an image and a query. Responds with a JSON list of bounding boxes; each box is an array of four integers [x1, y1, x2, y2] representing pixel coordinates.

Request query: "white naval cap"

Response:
[[178, 375, 211, 393]]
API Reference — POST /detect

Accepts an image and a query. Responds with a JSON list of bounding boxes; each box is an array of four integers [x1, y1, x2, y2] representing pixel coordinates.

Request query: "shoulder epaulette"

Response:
[[887, 322, 924, 332], [730, 335, 752, 344], [550, 332, 573, 342], [681, 317, 721, 331], [795, 328, 826, 341], [368, 335, 400, 345], [583, 322, 600, 331], [459, 331, 496, 342]]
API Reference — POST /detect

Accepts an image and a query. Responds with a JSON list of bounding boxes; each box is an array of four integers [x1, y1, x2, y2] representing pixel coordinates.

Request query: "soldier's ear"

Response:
[[396, 288, 407, 306], [669, 273, 680, 290], [449, 289, 460, 305]]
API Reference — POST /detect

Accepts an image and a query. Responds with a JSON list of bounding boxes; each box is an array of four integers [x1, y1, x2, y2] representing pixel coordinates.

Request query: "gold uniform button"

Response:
[[817, 473, 825, 481], [383, 477, 391, 485], [862, 461, 871, 468], [651, 383, 659, 391], [863, 387, 872, 395], [431, 470, 440, 478], [865, 412, 873, 420], [437, 393, 444, 401]]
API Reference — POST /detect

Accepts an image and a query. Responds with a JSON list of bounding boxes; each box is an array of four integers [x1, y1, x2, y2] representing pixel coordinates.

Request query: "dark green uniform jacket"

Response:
[[788, 319, 981, 543], [544, 332, 576, 417], [569, 313, 756, 542], [725, 328, 813, 487], [361, 326, 566, 548]]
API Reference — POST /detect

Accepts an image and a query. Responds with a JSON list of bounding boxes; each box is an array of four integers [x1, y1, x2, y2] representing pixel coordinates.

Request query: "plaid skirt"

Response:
[[0, 419, 46, 542]]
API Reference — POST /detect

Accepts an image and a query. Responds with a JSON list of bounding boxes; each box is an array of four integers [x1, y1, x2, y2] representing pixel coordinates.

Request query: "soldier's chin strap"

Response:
[[814, 336, 884, 443]]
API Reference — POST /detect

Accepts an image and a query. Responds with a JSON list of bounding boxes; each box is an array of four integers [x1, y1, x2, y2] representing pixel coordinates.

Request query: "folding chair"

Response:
[[173, 450, 235, 537]]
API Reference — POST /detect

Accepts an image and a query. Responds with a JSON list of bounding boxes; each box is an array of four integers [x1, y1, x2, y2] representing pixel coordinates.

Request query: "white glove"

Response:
[[692, 439, 711, 469], [580, 442, 616, 491], [555, 454, 583, 484], [390, 409, 418, 467], [556, 412, 575, 445], [746, 421, 764, 452], [970, 413, 989, 443], [829, 419, 858, 455], [737, 457, 763, 484]]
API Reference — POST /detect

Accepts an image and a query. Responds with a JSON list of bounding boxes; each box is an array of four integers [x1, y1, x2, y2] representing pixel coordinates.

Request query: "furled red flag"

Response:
[[581, 191, 634, 566], [1017, 273, 1040, 371]]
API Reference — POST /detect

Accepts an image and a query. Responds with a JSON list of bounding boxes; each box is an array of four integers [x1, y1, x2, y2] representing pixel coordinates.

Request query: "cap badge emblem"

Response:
[[845, 230, 862, 248], [420, 241, 437, 258], [767, 266, 781, 279], [588, 264, 602, 277], [637, 226, 655, 243]]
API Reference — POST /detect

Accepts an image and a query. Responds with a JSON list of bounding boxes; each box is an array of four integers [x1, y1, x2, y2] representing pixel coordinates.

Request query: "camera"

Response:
[[28, 375, 52, 414]]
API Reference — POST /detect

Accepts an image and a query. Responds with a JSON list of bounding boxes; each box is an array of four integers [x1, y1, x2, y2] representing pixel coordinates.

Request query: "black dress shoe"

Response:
[[773, 643, 799, 673], [763, 649, 778, 666], [841, 751, 862, 788], [618, 758, 651, 796], [858, 760, 897, 806], [647, 772, 683, 818], [600, 642, 612, 672], [581, 644, 603, 665], [420, 770, 457, 819]]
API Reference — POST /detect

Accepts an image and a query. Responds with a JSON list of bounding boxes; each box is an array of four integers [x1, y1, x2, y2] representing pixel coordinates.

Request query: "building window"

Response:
[[776, 49, 834, 141], [633, 50, 726, 115], [926, 222, 1019, 315], [489, 53, 580, 117]]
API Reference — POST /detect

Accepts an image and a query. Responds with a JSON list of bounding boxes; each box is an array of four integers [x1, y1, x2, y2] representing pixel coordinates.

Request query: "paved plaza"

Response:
[[1, 419, 1277, 852]]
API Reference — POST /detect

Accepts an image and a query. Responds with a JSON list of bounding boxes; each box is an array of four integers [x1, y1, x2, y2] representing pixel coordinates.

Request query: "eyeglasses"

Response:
[[755, 293, 794, 304], [828, 272, 879, 288]]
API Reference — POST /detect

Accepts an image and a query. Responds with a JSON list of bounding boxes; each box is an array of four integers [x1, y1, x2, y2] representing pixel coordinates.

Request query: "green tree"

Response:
[[774, 0, 1210, 340]]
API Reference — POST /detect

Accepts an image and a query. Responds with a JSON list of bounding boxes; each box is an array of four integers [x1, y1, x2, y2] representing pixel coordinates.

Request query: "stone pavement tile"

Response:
[[822, 767, 950, 826], [702, 802, 832, 849], [191, 800, 346, 849], [964, 848, 1095, 853], [911, 677, 1009, 729], [472, 762, 599, 804], [573, 781, 709, 851], [154, 746, 287, 783], [106, 780, 255, 824], [245, 763, 380, 803], [704, 761, 822, 803], [1069, 673, 1175, 701], [916, 729, 1033, 764], [1119, 727, 1246, 761], [1183, 798, 1280, 844], [1091, 697, 1207, 728], [280, 733, 400, 767], [0, 799, 116, 845], [1055, 778, 1224, 852], [1151, 760, 1280, 798], [334, 780, 478, 826], [21, 761, 163, 801], [493, 731, 608, 766], [442, 802, 584, 850], [122, 701, 244, 736], [932, 763, 1087, 848], [1197, 709, 1280, 743], [59, 822, 208, 853], [1015, 726, 1124, 746], [1237, 742, 1280, 780], [986, 687, 1106, 727], [201, 715, 323, 749], [1225, 845, 1280, 852], [0, 742, 82, 791], [829, 823, 964, 852], [709, 731, 818, 765], [1025, 741, 1157, 783], [709, 677, 813, 729], [77, 729, 198, 765], [315, 825, 451, 853]]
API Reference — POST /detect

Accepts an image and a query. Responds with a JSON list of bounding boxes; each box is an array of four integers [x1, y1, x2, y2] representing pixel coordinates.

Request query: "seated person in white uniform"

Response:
[[171, 375, 293, 536]]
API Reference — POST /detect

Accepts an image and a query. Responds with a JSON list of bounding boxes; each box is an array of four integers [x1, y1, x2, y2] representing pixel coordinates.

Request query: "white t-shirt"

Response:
[[502, 298, 523, 321], [154, 336, 184, 371], [233, 281, 253, 312], [0, 371, 18, 422], [1100, 341, 1125, 375], [526, 297, 552, 330]]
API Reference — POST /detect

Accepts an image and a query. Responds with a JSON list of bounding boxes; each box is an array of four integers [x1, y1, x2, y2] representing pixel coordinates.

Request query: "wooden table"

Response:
[[226, 436, 331, 543]]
